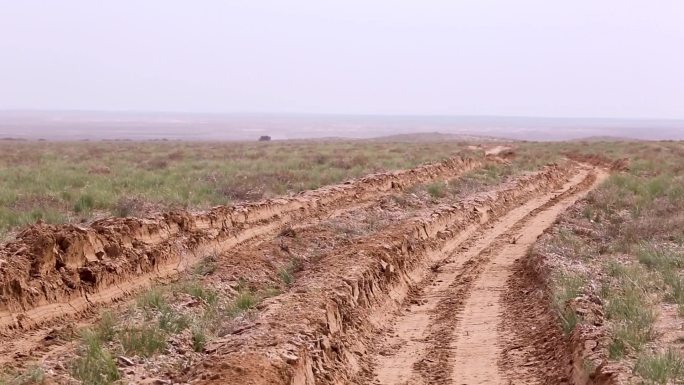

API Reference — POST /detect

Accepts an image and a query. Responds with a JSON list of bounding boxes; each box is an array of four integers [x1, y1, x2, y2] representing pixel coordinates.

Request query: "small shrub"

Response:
[[71, 330, 120, 385], [634, 349, 684, 384], [119, 324, 167, 357], [112, 197, 144, 218]]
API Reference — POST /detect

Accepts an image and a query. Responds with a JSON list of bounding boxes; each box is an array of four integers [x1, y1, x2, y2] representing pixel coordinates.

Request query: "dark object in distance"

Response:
[[258, 135, 271, 141]]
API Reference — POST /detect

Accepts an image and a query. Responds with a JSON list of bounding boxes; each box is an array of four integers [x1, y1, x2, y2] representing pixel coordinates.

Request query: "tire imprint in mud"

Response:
[[183, 163, 578, 385], [373, 167, 602, 385], [0, 156, 481, 333], [448, 169, 605, 385]]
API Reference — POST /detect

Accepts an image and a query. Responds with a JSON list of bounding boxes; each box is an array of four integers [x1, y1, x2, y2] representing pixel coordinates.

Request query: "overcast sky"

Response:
[[1, 1, 683, 119]]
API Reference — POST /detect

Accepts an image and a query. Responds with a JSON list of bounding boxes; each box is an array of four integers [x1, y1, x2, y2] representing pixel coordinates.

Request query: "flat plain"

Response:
[[1, 138, 683, 385]]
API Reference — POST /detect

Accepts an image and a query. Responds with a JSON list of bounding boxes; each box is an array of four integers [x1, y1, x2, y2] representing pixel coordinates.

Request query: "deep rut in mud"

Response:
[[0, 159, 608, 385], [0, 156, 480, 333], [176, 162, 597, 385], [373, 167, 607, 385]]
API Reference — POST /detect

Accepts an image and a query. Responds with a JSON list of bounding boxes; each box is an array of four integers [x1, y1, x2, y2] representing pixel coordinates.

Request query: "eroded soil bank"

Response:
[[0, 156, 480, 332], [184, 162, 600, 385], [1, 155, 619, 385]]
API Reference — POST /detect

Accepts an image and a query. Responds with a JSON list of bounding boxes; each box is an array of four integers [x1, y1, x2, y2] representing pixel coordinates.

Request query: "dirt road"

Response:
[[0, 159, 607, 384], [372, 166, 606, 385]]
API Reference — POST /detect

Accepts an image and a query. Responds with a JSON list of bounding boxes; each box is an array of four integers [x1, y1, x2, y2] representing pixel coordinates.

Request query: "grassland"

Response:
[[0, 139, 486, 241], [5, 138, 684, 384], [533, 141, 684, 383]]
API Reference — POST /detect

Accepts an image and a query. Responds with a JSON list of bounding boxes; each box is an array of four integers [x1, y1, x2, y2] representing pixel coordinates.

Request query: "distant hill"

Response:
[[570, 136, 642, 142], [0, 110, 683, 141], [370, 132, 506, 142]]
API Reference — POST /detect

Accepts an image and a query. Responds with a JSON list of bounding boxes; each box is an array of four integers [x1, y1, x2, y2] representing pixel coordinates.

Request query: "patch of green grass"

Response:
[[179, 281, 219, 305], [637, 244, 684, 271], [603, 262, 656, 358], [426, 182, 447, 199], [663, 271, 684, 314], [634, 349, 684, 384], [119, 324, 167, 357], [277, 257, 303, 287], [551, 272, 586, 334], [136, 287, 168, 312], [228, 290, 258, 317], [0, 140, 475, 235], [73, 194, 96, 214], [278, 266, 294, 286], [71, 330, 120, 385]]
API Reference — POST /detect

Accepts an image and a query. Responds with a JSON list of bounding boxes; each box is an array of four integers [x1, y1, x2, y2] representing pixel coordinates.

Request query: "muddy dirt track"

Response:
[[0, 156, 610, 384], [181, 163, 605, 385], [0, 156, 480, 332]]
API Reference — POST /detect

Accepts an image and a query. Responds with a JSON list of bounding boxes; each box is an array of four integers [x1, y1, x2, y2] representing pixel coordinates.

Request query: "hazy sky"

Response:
[[1, 1, 683, 118]]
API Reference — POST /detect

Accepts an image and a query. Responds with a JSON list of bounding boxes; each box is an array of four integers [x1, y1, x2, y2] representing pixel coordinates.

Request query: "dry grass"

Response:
[[0, 140, 479, 240], [535, 141, 684, 379]]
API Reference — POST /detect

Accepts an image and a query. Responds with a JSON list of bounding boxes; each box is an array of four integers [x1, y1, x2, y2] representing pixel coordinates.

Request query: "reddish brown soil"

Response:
[[178, 163, 604, 385], [0, 156, 480, 333], [0, 157, 618, 385]]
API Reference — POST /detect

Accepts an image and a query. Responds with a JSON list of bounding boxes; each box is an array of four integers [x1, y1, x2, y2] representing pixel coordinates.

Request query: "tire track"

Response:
[[0, 156, 481, 333], [372, 165, 606, 385], [182, 164, 575, 384]]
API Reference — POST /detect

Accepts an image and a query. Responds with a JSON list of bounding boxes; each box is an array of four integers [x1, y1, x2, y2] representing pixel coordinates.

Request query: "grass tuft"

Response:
[[634, 349, 684, 384], [277, 257, 303, 287], [157, 308, 190, 333], [119, 324, 167, 357], [426, 182, 447, 199], [192, 255, 218, 276], [228, 290, 258, 317], [603, 262, 656, 358], [191, 326, 207, 353], [552, 272, 586, 334], [95, 311, 117, 342], [73, 194, 96, 214], [179, 281, 219, 305], [136, 287, 168, 312], [71, 330, 120, 385], [1, 365, 46, 385]]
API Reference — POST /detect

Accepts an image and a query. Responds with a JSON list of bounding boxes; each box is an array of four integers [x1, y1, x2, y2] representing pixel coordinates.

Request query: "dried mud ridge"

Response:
[[184, 162, 606, 385], [0, 156, 480, 331]]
